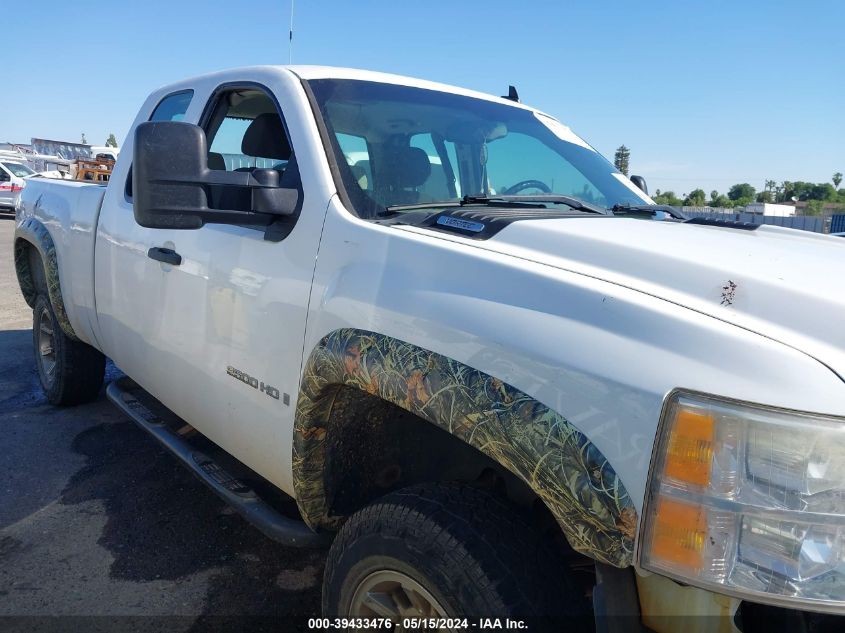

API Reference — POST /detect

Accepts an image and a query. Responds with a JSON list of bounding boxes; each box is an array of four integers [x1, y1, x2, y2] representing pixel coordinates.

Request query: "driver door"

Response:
[[95, 79, 329, 493]]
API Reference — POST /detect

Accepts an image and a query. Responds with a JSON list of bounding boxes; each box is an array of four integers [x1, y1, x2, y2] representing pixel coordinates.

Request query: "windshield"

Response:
[[307, 79, 651, 218], [2, 162, 34, 178]]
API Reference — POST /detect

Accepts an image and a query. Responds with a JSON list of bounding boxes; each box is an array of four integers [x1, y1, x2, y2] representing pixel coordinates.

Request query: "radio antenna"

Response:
[[288, 0, 295, 64]]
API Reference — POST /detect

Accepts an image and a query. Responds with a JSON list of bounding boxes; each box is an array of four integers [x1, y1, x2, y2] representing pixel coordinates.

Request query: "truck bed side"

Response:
[[15, 178, 107, 349]]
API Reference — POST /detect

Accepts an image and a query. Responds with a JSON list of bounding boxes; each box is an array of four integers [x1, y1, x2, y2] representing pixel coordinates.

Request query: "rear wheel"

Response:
[[323, 482, 588, 631], [33, 294, 105, 405]]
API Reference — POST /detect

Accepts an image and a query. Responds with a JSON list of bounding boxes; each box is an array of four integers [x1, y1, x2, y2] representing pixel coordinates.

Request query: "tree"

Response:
[[787, 181, 837, 202], [81, 132, 87, 145], [684, 188, 706, 206], [614, 145, 630, 176], [834, 172, 843, 189], [653, 190, 683, 206], [728, 183, 756, 201], [709, 190, 731, 208], [804, 200, 824, 216], [812, 183, 836, 201], [762, 179, 777, 202], [106, 133, 118, 148], [712, 195, 732, 208]]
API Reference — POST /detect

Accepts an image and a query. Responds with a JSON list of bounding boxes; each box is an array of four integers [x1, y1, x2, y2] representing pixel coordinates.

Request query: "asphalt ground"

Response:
[[0, 213, 326, 632]]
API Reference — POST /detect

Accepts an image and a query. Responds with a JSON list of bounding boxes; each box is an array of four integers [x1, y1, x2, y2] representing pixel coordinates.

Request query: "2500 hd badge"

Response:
[[226, 365, 280, 400]]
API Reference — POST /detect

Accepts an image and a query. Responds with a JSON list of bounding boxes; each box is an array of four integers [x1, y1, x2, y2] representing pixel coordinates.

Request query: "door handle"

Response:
[[147, 247, 182, 266]]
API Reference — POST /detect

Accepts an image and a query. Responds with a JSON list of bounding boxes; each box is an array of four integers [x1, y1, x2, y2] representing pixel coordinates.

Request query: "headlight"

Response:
[[639, 391, 845, 612]]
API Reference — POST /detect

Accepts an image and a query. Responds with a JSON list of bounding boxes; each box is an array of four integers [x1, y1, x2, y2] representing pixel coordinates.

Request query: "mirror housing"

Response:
[[630, 174, 648, 195], [133, 121, 299, 230]]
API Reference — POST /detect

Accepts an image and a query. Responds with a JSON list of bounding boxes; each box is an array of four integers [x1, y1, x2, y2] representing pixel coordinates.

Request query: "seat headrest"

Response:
[[207, 151, 226, 171], [242, 113, 291, 160], [384, 146, 431, 188]]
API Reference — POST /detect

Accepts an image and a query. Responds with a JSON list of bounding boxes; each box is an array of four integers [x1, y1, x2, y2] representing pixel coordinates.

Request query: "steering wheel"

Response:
[[502, 179, 552, 195]]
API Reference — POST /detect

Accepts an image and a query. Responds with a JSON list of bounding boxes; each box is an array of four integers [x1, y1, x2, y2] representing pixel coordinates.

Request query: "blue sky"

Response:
[[2, 0, 842, 195]]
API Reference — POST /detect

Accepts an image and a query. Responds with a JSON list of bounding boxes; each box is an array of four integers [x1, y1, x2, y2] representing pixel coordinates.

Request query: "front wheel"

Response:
[[33, 294, 105, 405], [322, 483, 588, 630]]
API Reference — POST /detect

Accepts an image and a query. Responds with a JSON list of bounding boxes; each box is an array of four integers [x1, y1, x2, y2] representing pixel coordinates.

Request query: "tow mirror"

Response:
[[630, 175, 648, 195], [133, 121, 299, 230]]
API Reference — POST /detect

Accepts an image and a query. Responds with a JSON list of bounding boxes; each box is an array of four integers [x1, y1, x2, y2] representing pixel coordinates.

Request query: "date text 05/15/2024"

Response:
[[307, 618, 528, 629]]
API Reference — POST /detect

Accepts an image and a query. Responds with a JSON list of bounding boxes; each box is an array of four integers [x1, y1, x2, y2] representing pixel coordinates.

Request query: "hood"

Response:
[[480, 217, 845, 382]]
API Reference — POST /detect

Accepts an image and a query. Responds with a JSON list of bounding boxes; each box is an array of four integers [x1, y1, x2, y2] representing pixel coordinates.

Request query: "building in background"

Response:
[[745, 202, 796, 217], [30, 138, 93, 161]]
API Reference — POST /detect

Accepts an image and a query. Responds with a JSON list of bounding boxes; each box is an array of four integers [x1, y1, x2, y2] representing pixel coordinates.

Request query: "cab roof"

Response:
[[163, 64, 545, 115], [285, 65, 535, 110]]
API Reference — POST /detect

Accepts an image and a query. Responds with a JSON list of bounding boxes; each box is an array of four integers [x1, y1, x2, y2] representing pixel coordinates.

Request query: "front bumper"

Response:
[[636, 571, 845, 633]]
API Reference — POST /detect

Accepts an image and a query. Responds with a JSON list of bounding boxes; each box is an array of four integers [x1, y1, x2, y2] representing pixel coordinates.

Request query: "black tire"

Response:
[[33, 294, 106, 405], [323, 482, 588, 628]]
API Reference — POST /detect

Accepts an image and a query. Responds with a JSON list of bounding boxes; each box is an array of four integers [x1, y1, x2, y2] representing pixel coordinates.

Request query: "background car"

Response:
[[0, 160, 35, 212]]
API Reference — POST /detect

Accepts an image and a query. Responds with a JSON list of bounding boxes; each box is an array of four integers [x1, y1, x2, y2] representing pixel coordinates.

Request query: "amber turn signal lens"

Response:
[[649, 496, 708, 572], [663, 408, 715, 487]]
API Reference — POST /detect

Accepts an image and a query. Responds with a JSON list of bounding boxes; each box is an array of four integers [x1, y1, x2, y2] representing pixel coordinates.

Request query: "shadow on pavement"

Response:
[[60, 411, 324, 625], [0, 328, 43, 413], [1, 319, 325, 629]]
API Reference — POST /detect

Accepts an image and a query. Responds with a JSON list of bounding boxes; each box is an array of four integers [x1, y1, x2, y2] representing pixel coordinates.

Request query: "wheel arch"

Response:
[[14, 217, 79, 340], [293, 328, 637, 568]]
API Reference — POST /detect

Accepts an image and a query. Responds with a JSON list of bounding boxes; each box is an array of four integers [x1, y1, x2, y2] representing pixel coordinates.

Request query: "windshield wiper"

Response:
[[385, 196, 549, 213], [384, 200, 462, 213], [461, 194, 609, 215], [610, 203, 688, 220], [384, 194, 609, 216]]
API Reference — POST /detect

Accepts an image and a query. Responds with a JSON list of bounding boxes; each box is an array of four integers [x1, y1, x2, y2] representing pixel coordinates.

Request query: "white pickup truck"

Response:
[[13, 65, 845, 631]]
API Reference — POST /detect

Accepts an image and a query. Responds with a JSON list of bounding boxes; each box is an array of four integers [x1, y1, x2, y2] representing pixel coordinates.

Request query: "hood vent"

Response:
[[420, 208, 593, 240], [685, 217, 759, 231]]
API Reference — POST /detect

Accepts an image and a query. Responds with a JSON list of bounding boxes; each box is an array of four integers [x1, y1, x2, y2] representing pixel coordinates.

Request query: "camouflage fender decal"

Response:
[[293, 328, 637, 568], [14, 217, 79, 340]]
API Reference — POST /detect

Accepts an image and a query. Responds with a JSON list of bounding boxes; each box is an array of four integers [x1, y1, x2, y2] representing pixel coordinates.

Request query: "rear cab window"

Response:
[[410, 133, 458, 200], [149, 90, 194, 122], [126, 90, 194, 198], [337, 133, 372, 192]]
